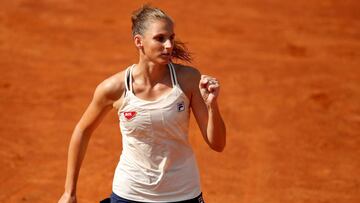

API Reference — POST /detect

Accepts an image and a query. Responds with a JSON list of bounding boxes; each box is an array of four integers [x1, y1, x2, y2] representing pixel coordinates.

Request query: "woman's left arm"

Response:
[[190, 70, 226, 152]]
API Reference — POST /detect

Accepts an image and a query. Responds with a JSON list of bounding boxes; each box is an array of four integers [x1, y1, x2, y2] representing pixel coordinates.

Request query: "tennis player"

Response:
[[58, 5, 226, 203]]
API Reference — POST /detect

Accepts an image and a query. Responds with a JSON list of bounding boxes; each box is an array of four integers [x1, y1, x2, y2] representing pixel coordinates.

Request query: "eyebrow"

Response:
[[153, 33, 175, 38]]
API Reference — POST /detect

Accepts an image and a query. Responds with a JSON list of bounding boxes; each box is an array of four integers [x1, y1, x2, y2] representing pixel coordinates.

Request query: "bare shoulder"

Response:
[[172, 63, 201, 99], [173, 63, 201, 79], [94, 69, 127, 103]]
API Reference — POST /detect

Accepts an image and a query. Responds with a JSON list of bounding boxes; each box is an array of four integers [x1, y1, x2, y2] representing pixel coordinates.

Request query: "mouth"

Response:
[[160, 54, 171, 60], [160, 53, 171, 57]]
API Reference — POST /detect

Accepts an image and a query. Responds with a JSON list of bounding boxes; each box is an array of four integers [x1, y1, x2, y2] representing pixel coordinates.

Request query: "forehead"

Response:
[[144, 19, 174, 35]]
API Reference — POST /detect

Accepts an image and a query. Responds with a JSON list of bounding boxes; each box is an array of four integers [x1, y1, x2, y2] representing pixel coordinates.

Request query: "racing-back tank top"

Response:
[[112, 63, 201, 202]]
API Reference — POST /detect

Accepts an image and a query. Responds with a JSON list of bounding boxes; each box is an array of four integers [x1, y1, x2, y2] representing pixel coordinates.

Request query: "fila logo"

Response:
[[123, 111, 136, 120], [177, 101, 185, 112]]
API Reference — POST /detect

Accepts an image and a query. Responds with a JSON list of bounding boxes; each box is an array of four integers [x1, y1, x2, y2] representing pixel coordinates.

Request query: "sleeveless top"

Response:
[[112, 63, 201, 202]]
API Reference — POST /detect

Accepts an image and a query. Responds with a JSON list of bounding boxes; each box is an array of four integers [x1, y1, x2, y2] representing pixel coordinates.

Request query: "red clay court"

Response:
[[0, 0, 359, 202]]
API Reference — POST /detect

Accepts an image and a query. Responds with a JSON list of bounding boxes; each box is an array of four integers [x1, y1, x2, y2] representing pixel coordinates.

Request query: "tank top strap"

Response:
[[124, 64, 135, 96], [128, 65, 134, 92], [168, 63, 178, 86]]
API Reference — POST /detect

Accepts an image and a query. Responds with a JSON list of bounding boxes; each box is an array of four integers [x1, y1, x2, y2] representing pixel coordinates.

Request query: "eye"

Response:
[[155, 35, 165, 42]]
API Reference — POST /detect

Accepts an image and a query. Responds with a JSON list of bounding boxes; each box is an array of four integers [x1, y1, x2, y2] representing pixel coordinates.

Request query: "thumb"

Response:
[[199, 77, 208, 89]]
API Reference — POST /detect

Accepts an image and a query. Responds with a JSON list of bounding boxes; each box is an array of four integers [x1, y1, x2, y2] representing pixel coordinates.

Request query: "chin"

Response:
[[156, 58, 171, 65]]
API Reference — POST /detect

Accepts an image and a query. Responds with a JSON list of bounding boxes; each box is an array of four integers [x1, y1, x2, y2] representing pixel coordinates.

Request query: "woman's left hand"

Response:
[[199, 75, 220, 106]]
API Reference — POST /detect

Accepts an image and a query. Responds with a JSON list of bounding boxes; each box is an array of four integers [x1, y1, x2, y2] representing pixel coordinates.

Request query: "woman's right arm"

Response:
[[58, 75, 124, 203]]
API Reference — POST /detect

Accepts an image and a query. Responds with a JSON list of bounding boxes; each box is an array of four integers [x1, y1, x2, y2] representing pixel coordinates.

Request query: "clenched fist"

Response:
[[199, 75, 220, 106]]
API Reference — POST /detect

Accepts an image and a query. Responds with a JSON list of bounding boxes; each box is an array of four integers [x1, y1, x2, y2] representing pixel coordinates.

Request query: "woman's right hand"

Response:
[[58, 192, 77, 203]]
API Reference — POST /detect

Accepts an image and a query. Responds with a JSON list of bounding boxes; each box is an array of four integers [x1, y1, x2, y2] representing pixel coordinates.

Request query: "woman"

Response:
[[58, 5, 226, 203]]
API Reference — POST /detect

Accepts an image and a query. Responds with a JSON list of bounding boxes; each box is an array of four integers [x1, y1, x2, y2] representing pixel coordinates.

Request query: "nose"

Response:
[[164, 39, 173, 49]]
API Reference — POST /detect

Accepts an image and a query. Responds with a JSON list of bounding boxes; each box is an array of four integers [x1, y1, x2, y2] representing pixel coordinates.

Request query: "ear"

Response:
[[134, 34, 143, 49]]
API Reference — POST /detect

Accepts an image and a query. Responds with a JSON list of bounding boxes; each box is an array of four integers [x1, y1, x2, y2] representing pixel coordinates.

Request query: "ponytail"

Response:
[[172, 40, 192, 63]]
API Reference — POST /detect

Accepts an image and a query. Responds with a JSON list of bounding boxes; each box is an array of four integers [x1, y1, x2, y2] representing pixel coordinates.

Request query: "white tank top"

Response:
[[112, 63, 201, 202]]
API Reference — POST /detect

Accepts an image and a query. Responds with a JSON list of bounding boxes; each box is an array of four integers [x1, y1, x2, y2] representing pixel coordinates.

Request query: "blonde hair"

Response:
[[131, 5, 192, 63]]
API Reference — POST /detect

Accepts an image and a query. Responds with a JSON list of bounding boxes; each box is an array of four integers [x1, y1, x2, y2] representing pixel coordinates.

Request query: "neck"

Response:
[[134, 58, 169, 86]]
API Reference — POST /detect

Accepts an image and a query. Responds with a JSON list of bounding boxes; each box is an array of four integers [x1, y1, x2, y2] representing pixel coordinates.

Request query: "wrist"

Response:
[[206, 100, 218, 110]]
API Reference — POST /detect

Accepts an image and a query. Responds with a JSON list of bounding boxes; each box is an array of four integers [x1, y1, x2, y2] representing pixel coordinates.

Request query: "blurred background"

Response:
[[0, 0, 359, 202]]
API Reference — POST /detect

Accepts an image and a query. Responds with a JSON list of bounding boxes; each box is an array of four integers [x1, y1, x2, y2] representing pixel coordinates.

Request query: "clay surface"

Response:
[[0, 0, 359, 202]]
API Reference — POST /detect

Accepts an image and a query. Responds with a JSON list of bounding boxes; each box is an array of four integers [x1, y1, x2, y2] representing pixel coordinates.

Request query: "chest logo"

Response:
[[123, 111, 136, 120], [177, 101, 185, 112]]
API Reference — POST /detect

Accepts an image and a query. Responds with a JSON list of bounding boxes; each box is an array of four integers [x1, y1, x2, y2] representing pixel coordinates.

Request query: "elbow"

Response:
[[74, 124, 86, 135], [209, 130, 226, 152], [209, 138, 226, 152], [205, 126, 227, 152], [211, 146, 225, 153], [73, 124, 92, 139], [211, 143, 226, 152]]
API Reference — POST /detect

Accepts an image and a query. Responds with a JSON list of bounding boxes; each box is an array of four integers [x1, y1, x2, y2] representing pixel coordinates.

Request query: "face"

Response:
[[136, 19, 175, 64]]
